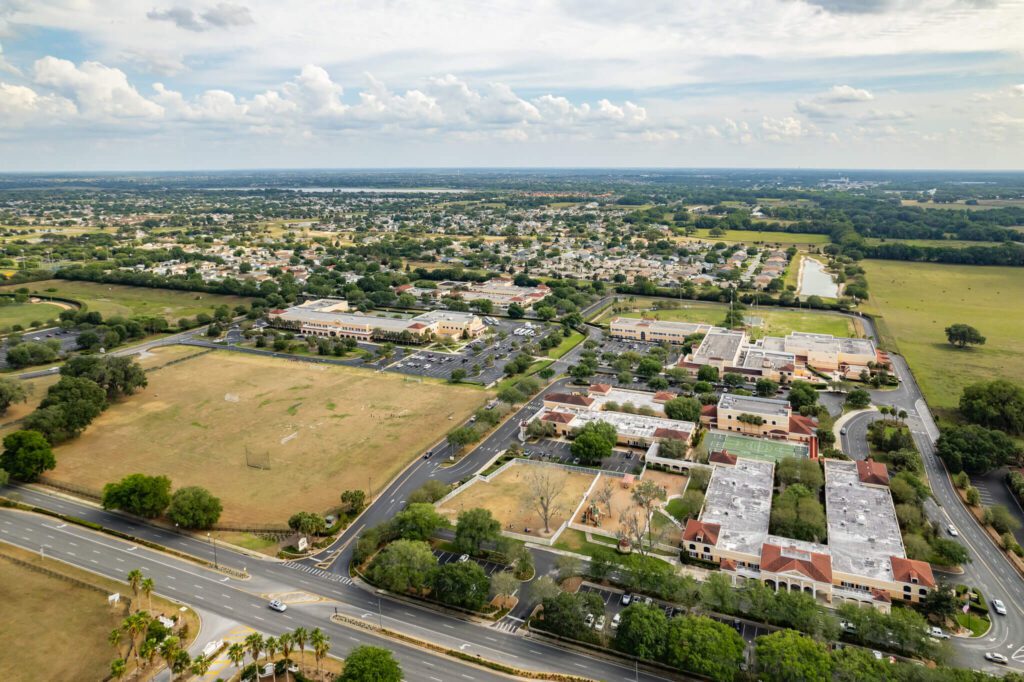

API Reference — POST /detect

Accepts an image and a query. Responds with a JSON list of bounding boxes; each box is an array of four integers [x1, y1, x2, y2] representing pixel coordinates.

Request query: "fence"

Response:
[[38, 476, 103, 502], [0, 550, 130, 606]]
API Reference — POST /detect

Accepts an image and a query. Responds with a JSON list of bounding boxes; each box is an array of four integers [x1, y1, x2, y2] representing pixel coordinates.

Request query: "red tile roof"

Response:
[[589, 383, 613, 395], [683, 519, 720, 545], [720, 558, 737, 571], [654, 427, 690, 441], [789, 414, 818, 436], [701, 404, 718, 417], [857, 458, 890, 486], [871, 589, 891, 603], [540, 411, 576, 425], [653, 391, 677, 403], [760, 543, 833, 583], [544, 392, 595, 407], [889, 556, 935, 588], [709, 450, 738, 466]]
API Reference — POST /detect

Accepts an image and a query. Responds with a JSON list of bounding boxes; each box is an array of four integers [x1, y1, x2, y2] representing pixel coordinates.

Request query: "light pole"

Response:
[[377, 598, 383, 629], [207, 533, 219, 569]]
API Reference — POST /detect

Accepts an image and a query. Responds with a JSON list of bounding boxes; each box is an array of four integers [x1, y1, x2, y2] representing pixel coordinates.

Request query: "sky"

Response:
[[0, 0, 1022, 171]]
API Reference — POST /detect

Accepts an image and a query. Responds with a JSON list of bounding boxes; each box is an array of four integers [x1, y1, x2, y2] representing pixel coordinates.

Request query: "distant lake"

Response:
[[798, 257, 840, 298], [210, 187, 468, 194]]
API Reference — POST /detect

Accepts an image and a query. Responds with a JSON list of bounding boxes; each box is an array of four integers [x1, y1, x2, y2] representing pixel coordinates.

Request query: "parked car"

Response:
[[620, 593, 632, 606], [594, 615, 606, 632], [839, 620, 858, 634], [457, 554, 470, 563], [268, 600, 287, 612], [947, 524, 959, 537], [611, 613, 621, 630], [992, 599, 1007, 615], [985, 652, 1008, 664], [872, 650, 883, 661], [930, 626, 949, 640], [584, 613, 595, 628]]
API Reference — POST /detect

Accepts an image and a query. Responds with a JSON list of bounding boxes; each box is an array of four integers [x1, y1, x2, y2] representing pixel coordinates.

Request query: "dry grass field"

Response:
[[47, 350, 489, 526], [438, 462, 595, 538], [0, 542, 198, 681]]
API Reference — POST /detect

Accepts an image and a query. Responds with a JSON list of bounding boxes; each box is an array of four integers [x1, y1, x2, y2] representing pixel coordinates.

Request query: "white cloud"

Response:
[[820, 85, 874, 103], [762, 115, 812, 140], [0, 82, 76, 126], [795, 84, 876, 119], [32, 57, 163, 119], [147, 3, 253, 32], [1012, 84, 1024, 96]]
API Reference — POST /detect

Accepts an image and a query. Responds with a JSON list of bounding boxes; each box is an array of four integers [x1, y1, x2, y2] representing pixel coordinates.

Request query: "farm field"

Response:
[[437, 462, 595, 538], [46, 349, 490, 526], [0, 301, 66, 330], [861, 260, 1024, 411], [676, 228, 829, 246], [0, 543, 198, 682], [599, 297, 860, 339], [0, 280, 253, 322]]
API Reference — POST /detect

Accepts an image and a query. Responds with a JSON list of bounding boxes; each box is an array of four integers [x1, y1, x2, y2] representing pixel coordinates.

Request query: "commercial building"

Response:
[[682, 456, 934, 612], [608, 317, 718, 344], [534, 407, 695, 449], [268, 299, 485, 342], [700, 394, 819, 455]]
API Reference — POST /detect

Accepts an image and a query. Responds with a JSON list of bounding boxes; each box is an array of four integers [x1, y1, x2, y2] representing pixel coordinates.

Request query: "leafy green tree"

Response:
[[338, 646, 402, 682], [507, 303, 525, 319], [449, 368, 467, 383], [664, 616, 745, 682], [447, 425, 480, 450], [539, 591, 592, 641], [700, 572, 738, 614], [755, 630, 831, 682], [770, 484, 826, 542], [406, 480, 449, 504], [614, 603, 668, 660], [0, 430, 55, 482], [775, 456, 824, 492], [959, 379, 1024, 434], [0, 377, 28, 415], [167, 486, 222, 529], [844, 388, 871, 409], [340, 489, 367, 514], [102, 474, 172, 518], [984, 505, 1022, 535], [288, 511, 327, 537], [936, 424, 1021, 474], [367, 539, 437, 593], [755, 378, 778, 397], [61, 355, 148, 399], [831, 646, 887, 682], [945, 323, 986, 349], [391, 503, 447, 541], [570, 420, 617, 465], [787, 381, 819, 410], [454, 507, 501, 555], [697, 365, 718, 382], [663, 396, 701, 422], [429, 560, 490, 610]]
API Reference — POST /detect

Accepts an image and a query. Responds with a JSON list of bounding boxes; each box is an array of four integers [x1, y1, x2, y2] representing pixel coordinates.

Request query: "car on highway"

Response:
[[992, 599, 1007, 615], [985, 652, 1008, 664], [268, 599, 287, 612], [946, 524, 958, 537]]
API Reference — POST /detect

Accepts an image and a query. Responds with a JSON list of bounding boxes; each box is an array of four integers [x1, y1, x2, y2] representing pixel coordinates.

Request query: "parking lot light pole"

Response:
[[207, 532, 219, 569]]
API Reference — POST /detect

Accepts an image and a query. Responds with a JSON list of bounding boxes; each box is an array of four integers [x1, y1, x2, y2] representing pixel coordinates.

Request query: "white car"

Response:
[[929, 626, 949, 640], [872, 650, 883, 661], [584, 613, 595, 628], [611, 613, 621, 630], [992, 599, 1007, 615], [594, 615, 606, 632], [985, 652, 1008, 664], [947, 524, 959, 537], [457, 554, 470, 563], [268, 599, 287, 612]]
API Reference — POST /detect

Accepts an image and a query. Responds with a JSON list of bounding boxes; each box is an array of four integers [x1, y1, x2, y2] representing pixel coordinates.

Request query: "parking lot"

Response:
[[576, 582, 773, 644], [385, 319, 556, 385], [0, 326, 81, 368], [595, 337, 681, 365], [525, 439, 642, 474], [433, 549, 507, 576]]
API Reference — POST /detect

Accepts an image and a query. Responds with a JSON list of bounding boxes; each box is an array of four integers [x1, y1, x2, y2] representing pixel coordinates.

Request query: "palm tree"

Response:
[[227, 642, 246, 680], [310, 628, 330, 679], [279, 632, 294, 669], [159, 635, 182, 682], [245, 632, 264, 678], [122, 611, 151, 666], [109, 658, 127, 680], [108, 627, 125, 659], [190, 653, 212, 677], [139, 637, 158, 672], [264, 635, 279, 681], [126, 569, 144, 612], [291, 626, 308, 671], [141, 577, 155, 613]]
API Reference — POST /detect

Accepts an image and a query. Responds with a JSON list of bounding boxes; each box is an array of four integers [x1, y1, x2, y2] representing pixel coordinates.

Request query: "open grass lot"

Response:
[[0, 541, 198, 681], [0, 301, 65, 330], [865, 237, 998, 249], [0, 280, 253, 322], [0, 346, 209, 439], [47, 349, 490, 526], [676, 228, 829, 246], [861, 260, 1024, 411], [899, 199, 1024, 211], [599, 297, 859, 339], [438, 462, 595, 538]]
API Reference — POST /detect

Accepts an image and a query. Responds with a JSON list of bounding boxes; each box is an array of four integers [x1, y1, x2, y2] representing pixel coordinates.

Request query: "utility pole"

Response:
[[207, 533, 219, 569], [377, 598, 383, 629]]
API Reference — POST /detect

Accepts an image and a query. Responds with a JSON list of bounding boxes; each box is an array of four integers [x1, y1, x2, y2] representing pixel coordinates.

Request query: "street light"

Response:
[[207, 532, 219, 569]]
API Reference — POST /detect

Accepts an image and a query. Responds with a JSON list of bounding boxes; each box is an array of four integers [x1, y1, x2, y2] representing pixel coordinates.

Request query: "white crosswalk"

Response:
[[493, 616, 523, 633], [283, 561, 353, 585]]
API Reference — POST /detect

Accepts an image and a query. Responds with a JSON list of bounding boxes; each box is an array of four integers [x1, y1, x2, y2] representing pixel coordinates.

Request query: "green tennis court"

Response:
[[704, 430, 809, 462]]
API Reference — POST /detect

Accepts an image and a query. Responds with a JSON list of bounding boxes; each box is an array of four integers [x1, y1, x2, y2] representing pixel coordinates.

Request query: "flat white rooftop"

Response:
[[701, 458, 774, 556]]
